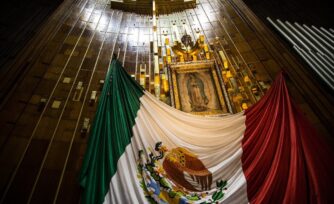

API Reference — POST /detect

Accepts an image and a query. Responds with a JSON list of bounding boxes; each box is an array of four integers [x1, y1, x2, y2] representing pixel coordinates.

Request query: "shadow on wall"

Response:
[[242, 0, 334, 28], [0, 0, 64, 70]]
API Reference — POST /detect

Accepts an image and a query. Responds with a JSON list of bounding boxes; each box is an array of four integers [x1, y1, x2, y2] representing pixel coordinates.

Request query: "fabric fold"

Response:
[[79, 60, 334, 204]]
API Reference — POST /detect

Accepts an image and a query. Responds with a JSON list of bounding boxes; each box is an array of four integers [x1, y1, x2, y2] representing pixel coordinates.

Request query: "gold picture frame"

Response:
[[169, 60, 229, 115]]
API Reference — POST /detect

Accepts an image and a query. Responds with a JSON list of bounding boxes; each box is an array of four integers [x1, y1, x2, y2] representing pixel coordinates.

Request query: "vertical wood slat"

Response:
[[0, 0, 333, 203]]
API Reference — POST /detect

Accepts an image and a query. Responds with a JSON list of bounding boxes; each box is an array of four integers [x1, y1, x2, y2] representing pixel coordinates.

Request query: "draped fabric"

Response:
[[79, 59, 334, 204], [242, 73, 334, 203], [79, 59, 144, 204]]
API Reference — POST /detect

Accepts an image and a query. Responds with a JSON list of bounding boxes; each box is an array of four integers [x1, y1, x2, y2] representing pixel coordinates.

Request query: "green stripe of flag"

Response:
[[79, 59, 144, 204]]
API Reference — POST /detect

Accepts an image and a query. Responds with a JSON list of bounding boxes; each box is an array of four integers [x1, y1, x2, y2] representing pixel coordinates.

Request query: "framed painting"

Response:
[[168, 60, 230, 115]]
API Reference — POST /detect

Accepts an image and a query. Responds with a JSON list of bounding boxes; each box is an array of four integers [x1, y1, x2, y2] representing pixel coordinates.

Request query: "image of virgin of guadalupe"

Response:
[[186, 73, 209, 112]]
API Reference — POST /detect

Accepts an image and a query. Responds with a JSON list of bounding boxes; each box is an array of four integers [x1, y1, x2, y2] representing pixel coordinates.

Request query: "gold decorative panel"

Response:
[[169, 61, 229, 115]]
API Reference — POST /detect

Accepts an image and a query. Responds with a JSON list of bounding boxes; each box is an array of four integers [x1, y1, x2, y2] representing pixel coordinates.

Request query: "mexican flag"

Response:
[[79, 59, 334, 204]]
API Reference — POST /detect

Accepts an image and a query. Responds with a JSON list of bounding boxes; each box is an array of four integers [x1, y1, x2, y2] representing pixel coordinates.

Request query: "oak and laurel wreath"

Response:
[[137, 142, 228, 204]]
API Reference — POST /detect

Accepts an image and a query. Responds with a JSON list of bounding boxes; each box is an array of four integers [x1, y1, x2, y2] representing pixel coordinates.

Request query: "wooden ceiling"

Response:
[[110, 0, 196, 14]]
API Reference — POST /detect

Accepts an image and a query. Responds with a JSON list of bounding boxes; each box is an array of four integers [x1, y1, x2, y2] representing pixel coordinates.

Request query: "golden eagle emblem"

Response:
[[155, 143, 212, 191], [137, 142, 227, 204]]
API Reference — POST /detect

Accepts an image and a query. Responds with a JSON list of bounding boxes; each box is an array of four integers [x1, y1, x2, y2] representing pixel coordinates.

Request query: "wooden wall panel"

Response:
[[0, 0, 333, 203]]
